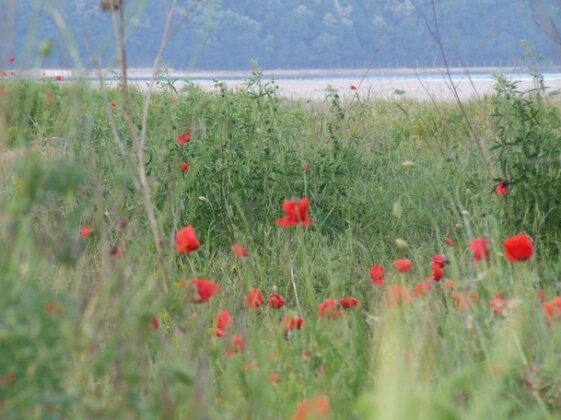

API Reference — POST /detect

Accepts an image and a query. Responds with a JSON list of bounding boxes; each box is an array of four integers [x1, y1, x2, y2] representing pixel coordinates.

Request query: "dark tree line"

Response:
[[2, 0, 561, 70]]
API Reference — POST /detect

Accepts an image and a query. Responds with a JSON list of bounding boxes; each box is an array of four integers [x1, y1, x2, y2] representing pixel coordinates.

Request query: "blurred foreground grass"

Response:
[[0, 76, 560, 419]]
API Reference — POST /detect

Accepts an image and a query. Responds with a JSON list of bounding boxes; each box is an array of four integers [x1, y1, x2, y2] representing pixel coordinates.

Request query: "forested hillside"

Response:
[[2, 0, 561, 70]]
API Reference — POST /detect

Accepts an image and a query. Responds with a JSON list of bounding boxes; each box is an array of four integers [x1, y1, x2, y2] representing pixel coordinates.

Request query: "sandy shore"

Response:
[[181, 76, 561, 101], [31, 67, 561, 101]]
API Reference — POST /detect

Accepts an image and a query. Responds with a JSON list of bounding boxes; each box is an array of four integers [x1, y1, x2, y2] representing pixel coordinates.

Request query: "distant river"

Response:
[[37, 67, 561, 101]]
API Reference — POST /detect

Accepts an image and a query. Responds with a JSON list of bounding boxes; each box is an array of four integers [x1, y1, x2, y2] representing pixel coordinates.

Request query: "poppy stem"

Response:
[[303, 170, 308, 198], [290, 259, 302, 316]]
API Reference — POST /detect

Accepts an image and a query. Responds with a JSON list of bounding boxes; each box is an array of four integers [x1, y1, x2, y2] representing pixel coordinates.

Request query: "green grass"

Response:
[[1, 76, 560, 419]]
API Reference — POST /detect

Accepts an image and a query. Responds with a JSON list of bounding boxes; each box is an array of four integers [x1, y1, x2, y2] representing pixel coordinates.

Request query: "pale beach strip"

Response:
[[21, 67, 561, 101]]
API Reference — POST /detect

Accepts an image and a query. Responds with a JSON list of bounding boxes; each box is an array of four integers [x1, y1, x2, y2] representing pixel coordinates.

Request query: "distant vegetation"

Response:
[[3, 0, 561, 70]]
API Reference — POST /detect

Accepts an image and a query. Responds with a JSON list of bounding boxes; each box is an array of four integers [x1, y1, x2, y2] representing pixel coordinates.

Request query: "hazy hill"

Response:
[[2, 0, 560, 70]]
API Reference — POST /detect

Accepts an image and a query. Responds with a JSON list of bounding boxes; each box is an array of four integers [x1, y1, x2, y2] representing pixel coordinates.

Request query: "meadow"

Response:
[[1, 65, 561, 419]]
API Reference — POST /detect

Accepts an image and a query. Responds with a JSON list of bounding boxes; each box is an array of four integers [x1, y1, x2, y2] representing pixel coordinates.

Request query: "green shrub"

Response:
[[491, 76, 561, 246]]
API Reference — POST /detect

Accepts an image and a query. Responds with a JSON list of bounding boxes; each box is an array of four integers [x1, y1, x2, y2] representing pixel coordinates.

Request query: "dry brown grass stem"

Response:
[[107, 1, 204, 294], [422, 0, 494, 178], [139, 0, 178, 150], [110, 2, 166, 291], [100, 0, 123, 13]]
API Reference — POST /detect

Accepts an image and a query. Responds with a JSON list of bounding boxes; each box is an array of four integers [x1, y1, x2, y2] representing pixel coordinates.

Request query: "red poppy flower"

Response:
[[441, 279, 455, 291], [55, 75, 62, 81], [489, 293, 507, 317], [232, 335, 245, 351], [393, 258, 412, 273], [176, 130, 191, 146], [370, 264, 385, 286], [110, 101, 116, 109], [469, 237, 490, 263], [317, 298, 343, 318], [431, 254, 448, 268], [0, 370, 15, 387], [276, 198, 311, 227], [431, 265, 443, 282], [79, 226, 94, 238], [495, 180, 508, 197], [109, 245, 124, 259], [350, 84, 358, 91], [8, 56, 15, 63], [385, 284, 413, 307], [244, 361, 258, 373], [302, 162, 310, 172], [245, 288, 264, 308], [268, 293, 285, 309], [283, 314, 304, 331], [175, 226, 200, 254], [542, 297, 561, 324], [451, 290, 478, 314], [225, 335, 245, 357], [151, 318, 159, 330], [231, 243, 249, 258], [444, 236, 453, 247], [215, 310, 231, 337], [292, 395, 329, 420], [44, 302, 57, 316], [340, 296, 359, 309], [502, 233, 533, 262], [543, 302, 554, 323], [270, 372, 280, 384], [412, 281, 432, 298], [182, 278, 220, 303], [181, 162, 189, 173]]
